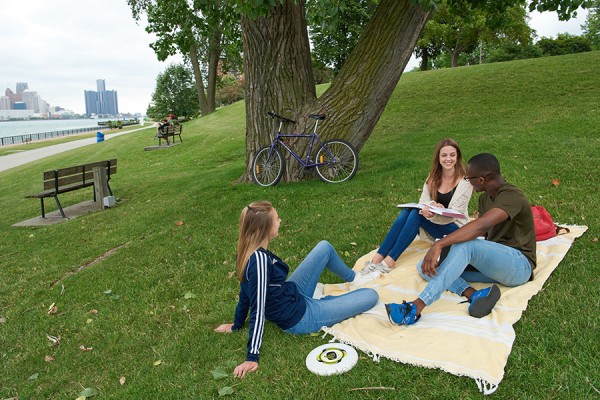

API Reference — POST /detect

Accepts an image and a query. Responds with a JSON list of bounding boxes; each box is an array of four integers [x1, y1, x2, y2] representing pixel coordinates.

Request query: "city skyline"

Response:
[[0, 1, 590, 115], [0, 82, 57, 120], [84, 79, 119, 117]]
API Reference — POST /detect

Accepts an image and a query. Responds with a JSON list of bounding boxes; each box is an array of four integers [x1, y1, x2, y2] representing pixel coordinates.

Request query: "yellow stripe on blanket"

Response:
[[321, 225, 588, 393]]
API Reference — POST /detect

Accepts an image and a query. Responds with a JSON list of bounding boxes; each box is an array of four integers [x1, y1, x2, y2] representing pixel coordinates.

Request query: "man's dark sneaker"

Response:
[[468, 284, 501, 318], [385, 301, 420, 325]]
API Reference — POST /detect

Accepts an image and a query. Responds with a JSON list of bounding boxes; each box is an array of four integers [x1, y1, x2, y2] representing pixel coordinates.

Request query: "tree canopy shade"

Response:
[[127, 0, 240, 116], [146, 63, 200, 120], [308, 0, 379, 73], [583, 0, 600, 49], [417, 1, 533, 69], [238, 0, 586, 181]]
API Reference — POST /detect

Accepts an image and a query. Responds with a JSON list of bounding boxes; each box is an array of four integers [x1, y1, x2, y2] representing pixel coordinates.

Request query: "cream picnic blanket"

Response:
[[321, 225, 587, 394]]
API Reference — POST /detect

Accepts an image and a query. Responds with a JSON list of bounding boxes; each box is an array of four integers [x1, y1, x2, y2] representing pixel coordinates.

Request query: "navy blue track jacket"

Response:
[[231, 248, 306, 362]]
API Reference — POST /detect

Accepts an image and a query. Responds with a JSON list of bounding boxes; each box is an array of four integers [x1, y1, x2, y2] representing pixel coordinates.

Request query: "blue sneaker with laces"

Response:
[[468, 284, 501, 318], [385, 301, 420, 325]]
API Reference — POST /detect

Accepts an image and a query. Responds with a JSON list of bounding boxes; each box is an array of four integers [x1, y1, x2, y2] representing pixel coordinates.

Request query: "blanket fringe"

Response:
[[476, 377, 499, 395]]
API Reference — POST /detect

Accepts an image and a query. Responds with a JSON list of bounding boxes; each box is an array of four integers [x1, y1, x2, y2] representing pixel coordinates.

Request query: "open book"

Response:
[[396, 203, 468, 219]]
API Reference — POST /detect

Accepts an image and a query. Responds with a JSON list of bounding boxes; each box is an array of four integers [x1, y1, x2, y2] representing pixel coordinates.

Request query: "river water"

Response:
[[0, 119, 113, 139]]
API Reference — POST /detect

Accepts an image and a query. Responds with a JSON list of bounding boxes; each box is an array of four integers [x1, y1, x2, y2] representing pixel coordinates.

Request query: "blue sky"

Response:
[[0, 0, 590, 115]]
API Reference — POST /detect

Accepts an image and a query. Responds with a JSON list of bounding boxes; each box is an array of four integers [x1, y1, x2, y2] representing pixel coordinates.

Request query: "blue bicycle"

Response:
[[252, 112, 359, 186]]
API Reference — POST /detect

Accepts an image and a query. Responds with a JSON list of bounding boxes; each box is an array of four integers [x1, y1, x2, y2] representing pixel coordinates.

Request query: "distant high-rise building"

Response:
[[16, 82, 29, 94], [0, 96, 10, 110], [96, 79, 106, 92], [103, 90, 119, 115], [84, 90, 99, 115], [84, 79, 118, 116]]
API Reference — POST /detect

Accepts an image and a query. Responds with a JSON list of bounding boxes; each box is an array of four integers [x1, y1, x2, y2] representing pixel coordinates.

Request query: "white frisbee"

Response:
[[305, 343, 359, 376]]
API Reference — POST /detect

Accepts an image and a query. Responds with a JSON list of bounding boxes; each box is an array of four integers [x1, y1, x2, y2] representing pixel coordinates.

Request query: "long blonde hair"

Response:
[[236, 201, 275, 282], [426, 138, 466, 201]]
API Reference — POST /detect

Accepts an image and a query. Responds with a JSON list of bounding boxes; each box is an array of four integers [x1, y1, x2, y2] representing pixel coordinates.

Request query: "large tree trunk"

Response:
[[242, 0, 430, 182], [189, 41, 211, 116], [241, 0, 316, 182], [420, 47, 430, 71], [206, 28, 223, 113]]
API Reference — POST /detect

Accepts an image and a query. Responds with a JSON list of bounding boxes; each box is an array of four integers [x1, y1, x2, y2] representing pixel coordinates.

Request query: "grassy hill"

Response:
[[0, 51, 598, 399]]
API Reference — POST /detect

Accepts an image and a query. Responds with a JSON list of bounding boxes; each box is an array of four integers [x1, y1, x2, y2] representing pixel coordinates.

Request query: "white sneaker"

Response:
[[370, 261, 393, 274], [351, 270, 381, 286], [312, 282, 325, 299], [359, 260, 392, 275]]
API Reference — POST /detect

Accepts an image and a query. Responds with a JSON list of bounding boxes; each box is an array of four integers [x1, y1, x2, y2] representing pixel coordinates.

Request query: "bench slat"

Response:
[[42, 159, 117, 180], [42, 166, 117, 190], [25, 182, 95, 198]]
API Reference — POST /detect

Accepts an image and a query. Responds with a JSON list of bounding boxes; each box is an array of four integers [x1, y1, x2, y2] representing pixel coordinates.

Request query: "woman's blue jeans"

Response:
[[378, 208, 459, 261], [416, 239, 533, 305], [284, 241, 379, 334]]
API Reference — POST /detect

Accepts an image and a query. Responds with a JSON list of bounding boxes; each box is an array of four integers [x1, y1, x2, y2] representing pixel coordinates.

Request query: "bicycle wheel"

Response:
[[252, 146, 285, 186], [315, 139, 359, 183]]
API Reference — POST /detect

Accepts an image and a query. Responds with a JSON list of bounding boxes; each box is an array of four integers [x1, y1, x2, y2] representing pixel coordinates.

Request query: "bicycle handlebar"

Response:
[[267, 111, 328, 123]]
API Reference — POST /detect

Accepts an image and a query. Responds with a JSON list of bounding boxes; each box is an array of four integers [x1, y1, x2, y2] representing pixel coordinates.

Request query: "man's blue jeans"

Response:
[[416, 239, 533, 305], [285, 241, 379, 334], [379, 208, 459, 261]]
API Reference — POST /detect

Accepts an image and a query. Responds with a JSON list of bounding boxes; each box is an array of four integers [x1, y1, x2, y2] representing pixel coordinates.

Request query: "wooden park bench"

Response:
[[25, 159, 117, 218], [157, 124, 183, 146]]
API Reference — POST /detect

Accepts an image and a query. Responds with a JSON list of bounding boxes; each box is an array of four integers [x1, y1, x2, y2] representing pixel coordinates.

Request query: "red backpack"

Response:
[[531, 205, 569, 241]]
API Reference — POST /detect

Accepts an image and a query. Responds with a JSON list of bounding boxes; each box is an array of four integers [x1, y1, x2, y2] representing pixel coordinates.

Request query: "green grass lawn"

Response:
[[1, 52, 598, 399]]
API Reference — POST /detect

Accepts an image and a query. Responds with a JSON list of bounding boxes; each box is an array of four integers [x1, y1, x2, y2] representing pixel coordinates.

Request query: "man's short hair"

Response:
[[468, 153, 501, 178]]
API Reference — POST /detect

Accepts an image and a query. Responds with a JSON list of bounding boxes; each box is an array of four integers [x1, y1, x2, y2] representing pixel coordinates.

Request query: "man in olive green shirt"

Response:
[[386, 153, 536, 325]]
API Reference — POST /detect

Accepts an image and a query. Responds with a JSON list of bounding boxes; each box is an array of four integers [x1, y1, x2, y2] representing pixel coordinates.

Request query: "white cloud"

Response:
[[0, 0, 179, 114], [0, 2, 591, 112]]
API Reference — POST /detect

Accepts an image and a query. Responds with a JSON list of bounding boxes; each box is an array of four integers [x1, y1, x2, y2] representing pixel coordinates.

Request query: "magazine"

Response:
[[396, 203, 468, 219]]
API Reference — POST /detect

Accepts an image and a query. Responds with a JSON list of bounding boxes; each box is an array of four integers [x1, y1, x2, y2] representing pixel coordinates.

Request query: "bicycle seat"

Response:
[[309, 114, 327, 120]]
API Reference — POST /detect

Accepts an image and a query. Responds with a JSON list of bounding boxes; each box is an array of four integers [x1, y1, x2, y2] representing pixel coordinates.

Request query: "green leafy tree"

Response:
[[147, 63, 200, 120], [483, 40, 543, 63], [418, 0, 534, 69], [307, 0, 379, 73], [582, 0, 600, 49], [128, 0, 240, 116], [233, 0, 586, 182], [536, 33, 592, 55]]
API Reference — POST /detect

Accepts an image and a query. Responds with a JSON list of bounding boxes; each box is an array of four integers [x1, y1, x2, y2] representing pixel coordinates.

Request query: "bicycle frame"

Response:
[[266, 118, 335, 168]]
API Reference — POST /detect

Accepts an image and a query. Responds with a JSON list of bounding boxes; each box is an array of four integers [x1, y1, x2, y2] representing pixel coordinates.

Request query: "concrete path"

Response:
[[0, 125, 153, 173]]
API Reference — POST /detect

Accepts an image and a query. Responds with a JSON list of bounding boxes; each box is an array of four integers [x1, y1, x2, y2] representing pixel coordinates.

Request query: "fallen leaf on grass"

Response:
[[103, 289, 112, 295], [0, 317, 6, 324], [218, 386, 234, 397], [350, 242, 357, 246], [47, 303, 57, 314], [119, 376, 126, 385], [227, 271, 235, 279], [184, 291, 196, 299], [78, 387, 98, 398], [551, 179, 560, 186], [211, 367, 228, 380], [28, 372, 39, 380], [592, 237, 598, 243], [175, 221, 184, 226], [88, 309, 98, 315], [46, 334, 61, 346], [45, 355, 54, 362], [344, 251, 350, 257], [153, 360, 162, 366], [79, 345, 93, 352], [86, 319, 94, 324]]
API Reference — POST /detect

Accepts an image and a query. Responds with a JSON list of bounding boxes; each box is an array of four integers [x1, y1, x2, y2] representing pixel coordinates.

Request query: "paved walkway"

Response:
[[0, 125, 152, 173]]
